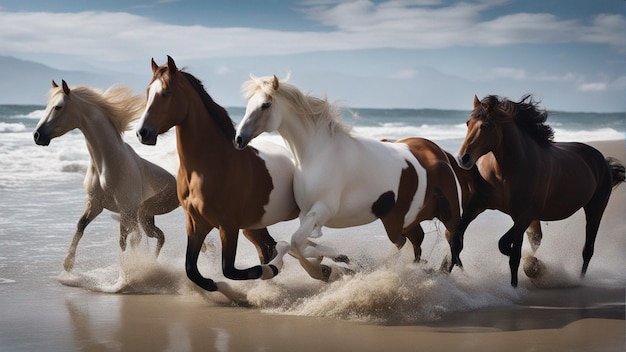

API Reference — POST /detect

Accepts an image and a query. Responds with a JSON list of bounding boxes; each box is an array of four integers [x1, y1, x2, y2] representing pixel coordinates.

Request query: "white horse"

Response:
[[34, 80, 179, 271], [235, 75, 467, 281]]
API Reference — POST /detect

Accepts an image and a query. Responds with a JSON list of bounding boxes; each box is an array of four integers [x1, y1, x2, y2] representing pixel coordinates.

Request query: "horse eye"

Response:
[[261, 102, 271, 110], [481, 122, 493, 130], [162, 90, 171, 97], [54, 105, 62, 111]]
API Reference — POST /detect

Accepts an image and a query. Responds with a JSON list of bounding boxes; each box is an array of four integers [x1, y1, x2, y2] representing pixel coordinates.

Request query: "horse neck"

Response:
[[77, 106, 127, 171], [491, 123, 536, 174], [175, 96, 235, 171], [276, 107, 337, 166]]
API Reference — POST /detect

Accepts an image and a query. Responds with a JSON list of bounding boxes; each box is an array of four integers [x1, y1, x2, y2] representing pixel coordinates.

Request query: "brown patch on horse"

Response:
[[378, 161, 418, 245], [371, 190, 396, 218]]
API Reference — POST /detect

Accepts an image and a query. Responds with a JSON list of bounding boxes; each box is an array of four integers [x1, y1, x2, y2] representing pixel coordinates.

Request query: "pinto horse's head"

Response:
[[457, 95, 504, 170], [234, 74, 282, 150], [137, 56, 186, 145]]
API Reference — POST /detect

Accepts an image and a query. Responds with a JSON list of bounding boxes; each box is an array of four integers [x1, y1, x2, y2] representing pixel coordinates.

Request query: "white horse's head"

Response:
[[33, 80, 78, 146], [235, 74, 285, 149]]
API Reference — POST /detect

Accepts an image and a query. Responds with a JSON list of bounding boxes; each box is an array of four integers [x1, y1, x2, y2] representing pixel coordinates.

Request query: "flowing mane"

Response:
[[243, 76, 351, 136], [179, 71, 235, 140], [478, 95, 554, 147], [49, 85, 144, 133]]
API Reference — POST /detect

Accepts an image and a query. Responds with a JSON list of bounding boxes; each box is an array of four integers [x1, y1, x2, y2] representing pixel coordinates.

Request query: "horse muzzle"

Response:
[[457, 153, 475, 170], [33, 129, 51, 146], [234, 134, 251, 150], [137, 126, 158, 146]]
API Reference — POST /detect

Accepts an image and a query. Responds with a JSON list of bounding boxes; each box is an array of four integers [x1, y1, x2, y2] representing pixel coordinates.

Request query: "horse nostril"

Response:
[[461, 153, 470, 164], [33, 131, 40, 142], [235, 136, 243, 149]]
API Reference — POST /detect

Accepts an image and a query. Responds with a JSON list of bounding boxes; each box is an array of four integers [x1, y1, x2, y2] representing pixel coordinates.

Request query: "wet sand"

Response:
[[1, 140, 624, 351]]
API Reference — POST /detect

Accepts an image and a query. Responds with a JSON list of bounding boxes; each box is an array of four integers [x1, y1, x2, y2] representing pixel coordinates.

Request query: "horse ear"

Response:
[[61, 80, 71, 96], [151, 58, 159, 73], [167, 55, 177, 73], [52, 80, 58, 88], [473, 95, 480, 108], [272, 75, 279, 90]]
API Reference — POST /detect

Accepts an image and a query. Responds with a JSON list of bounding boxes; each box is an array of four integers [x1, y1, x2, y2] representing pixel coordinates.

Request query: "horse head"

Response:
[[234, 74, 282, 150], [33, 80, 76, 146], [137, 56, 186, 145], [457, 95, 504, 169]]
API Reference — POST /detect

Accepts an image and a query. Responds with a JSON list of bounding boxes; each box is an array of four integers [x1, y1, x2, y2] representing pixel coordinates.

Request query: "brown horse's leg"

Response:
[[448, 197, 485, 272], [220, 227, 264, 280], [499, 219, 532, 287], [64, 200, 103, 271], [404, 225, 425, 263], [242, 228, 277, 264], [581, 194, 611, 277], [185, 223, 217, 291], [139, 214, 165, 257]]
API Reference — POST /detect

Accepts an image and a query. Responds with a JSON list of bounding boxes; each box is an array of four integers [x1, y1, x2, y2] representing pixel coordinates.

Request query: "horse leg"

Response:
[[404, 225, 425, 263], [220, 226, 288, 281], [525, 220, 542, 254], [290, 207, 334, 281], [522, 220, 546, 279], [499, 219, 532, 287], [185, 219, 217, 291], [64, 200, 103, 271], [119, 210, 139, 252], [139, 214, 165, 257], [581, 198, 610, 277], [242, 228, 277, 264]]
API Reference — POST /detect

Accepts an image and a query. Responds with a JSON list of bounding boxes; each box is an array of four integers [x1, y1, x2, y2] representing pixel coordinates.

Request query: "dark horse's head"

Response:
[[457, 94, 554, 169]]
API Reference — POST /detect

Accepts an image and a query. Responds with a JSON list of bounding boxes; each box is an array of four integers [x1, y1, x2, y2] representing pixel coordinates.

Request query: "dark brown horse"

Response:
[[136, 56, 299, 295], [455, 94, 625, 287]]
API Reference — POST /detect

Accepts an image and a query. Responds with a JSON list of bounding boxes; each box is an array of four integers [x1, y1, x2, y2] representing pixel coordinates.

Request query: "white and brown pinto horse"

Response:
[[33, 80, 179, 271], [235, 75, 470, 281], [136, 57, 302, 296]]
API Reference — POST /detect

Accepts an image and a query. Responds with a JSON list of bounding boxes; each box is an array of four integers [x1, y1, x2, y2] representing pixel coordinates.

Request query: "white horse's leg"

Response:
[[64, 200, 103, 271], [260, 241, 290, 279], [523, 220, 546, 279], [289, 206, 337, 281]]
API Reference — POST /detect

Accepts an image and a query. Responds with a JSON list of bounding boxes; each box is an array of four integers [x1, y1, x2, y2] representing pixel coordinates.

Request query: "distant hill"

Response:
[[0, 56, 145, 104]]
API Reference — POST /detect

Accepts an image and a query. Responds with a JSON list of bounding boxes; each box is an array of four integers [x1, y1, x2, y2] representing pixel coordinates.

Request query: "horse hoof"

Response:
[[523, 256, 546, 278], [333, 254, 350, 264], [321, 264, 332, 282]]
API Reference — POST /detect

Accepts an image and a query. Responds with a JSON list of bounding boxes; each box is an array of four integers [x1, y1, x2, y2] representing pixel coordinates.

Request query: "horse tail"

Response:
[[606, 157, 625, 189]]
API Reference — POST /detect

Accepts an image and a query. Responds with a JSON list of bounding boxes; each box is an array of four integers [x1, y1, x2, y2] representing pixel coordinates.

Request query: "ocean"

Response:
[[1, 104, 624, 327]]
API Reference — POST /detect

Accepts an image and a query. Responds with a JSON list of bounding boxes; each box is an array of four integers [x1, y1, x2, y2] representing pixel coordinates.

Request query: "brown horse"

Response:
[[136, 57, 299, 295], [455, 94, 625, 287]]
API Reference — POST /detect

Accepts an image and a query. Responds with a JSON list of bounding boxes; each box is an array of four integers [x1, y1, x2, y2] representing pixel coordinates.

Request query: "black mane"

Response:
[[481, 94, 554, 147], [180, 71, 236, 140]]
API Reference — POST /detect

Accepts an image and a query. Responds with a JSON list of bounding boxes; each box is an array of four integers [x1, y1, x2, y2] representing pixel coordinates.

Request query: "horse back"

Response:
[[527, 142, 611, 219]]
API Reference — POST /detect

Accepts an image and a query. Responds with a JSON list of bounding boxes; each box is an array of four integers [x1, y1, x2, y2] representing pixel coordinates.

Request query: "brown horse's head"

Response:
[[457, 95, 505, 169], [137, 56, 188, 145]]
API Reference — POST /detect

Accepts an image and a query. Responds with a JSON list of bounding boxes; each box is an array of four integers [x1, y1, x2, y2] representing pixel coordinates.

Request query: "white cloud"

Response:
[[577, 82, 607, 92], [0, 1, 623, 65]]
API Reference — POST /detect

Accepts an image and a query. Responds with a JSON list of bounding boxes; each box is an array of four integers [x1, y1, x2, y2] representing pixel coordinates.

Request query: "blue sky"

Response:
[[0, 0, 624, 111]]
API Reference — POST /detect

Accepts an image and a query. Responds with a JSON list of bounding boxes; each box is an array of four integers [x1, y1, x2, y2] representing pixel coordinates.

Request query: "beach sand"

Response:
[[1, 140, 624, 351]]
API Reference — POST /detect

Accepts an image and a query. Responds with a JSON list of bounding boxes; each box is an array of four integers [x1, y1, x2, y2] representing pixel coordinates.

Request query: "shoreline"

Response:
[[1, 139, 624, 351]]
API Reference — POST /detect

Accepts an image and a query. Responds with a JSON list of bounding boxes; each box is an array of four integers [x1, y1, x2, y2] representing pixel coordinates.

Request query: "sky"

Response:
[[0, 0, 624, 112]]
